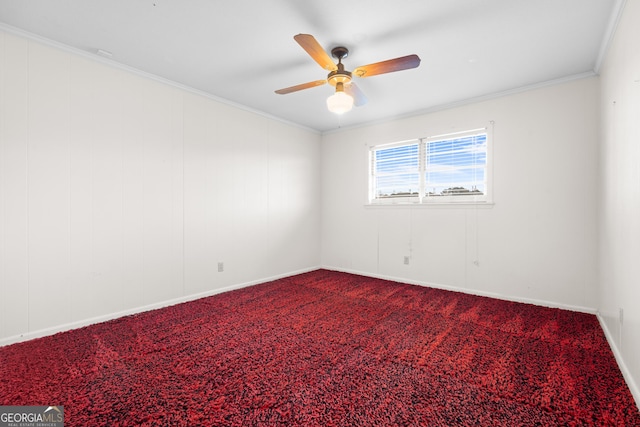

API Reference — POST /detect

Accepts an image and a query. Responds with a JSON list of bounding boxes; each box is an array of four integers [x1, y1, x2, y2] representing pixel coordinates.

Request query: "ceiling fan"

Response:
[[275, 34, 421, 114]]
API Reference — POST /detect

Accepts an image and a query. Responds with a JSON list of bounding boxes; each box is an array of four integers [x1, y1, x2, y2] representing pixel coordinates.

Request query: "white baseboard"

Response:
[[0, 266, 321, 347], [322, 265, 597, 314], [597, 313, 640, 410]]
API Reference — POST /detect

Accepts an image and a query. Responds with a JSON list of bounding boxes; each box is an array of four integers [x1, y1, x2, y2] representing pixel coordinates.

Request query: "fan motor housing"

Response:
[[327, 69, 352, 87]]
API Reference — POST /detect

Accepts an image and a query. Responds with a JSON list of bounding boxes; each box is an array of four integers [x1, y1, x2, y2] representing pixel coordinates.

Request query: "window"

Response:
[[370, 141, 421, 202], [369, 127, 490, 204]]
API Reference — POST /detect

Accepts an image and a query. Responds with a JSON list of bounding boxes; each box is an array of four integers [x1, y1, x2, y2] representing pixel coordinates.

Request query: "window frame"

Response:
[[368, 139, 423, 205], [368, 124, 493, 206]]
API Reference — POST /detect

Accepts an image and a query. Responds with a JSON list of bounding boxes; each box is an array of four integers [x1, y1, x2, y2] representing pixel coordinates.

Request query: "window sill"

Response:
[[365, 201, 495, 209]]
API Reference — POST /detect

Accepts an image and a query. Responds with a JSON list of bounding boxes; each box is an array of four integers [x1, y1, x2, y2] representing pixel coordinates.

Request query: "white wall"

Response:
[[598, 0, 640, 405], [0, 30, 321, 344], [321, 77, 599, 310]]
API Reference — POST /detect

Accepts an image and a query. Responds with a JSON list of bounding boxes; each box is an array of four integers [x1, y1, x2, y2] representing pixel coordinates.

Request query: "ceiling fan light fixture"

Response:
[[327, 82, 353, 114], [276, 34, 420, 116]]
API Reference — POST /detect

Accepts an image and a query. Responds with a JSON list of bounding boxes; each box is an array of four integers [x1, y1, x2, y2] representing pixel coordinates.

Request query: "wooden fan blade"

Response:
[[275, 79, 327, 95], [294, 34, 337, 71], [353, 54, 421, 78], [345, 82, 367, 107]]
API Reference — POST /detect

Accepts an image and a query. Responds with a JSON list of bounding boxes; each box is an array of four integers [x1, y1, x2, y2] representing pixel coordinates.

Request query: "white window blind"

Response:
[[424, 130, 487, 201], [369, 128, 489, 204], [371, 141, 421, 201]]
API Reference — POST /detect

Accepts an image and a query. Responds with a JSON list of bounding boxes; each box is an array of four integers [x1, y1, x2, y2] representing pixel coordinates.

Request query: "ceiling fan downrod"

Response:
[[328, 46, 352, 87]]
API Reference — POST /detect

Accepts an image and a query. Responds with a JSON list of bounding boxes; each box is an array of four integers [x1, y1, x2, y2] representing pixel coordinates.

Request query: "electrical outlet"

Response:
[[403, 256, 410, 265], [217, 262, 224, 272]]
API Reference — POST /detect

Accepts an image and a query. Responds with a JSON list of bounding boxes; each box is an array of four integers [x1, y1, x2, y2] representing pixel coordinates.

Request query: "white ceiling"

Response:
[[0, 0, 620, 133]]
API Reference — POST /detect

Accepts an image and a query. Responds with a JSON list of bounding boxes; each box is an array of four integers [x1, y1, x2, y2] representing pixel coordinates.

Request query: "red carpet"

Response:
[[1, 270, 638, 426]]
